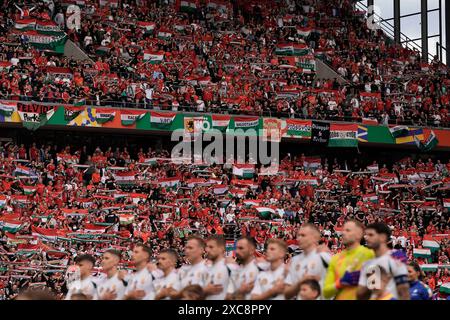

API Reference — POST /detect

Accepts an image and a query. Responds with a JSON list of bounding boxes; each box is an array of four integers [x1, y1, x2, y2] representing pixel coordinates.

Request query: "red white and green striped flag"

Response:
[[99, 0, 119, 8], [179, 0, 198, 13], [157, 28, 173, 40], [143, 50, 164, 64], [440, 282, 450, 294], [31, 226, 58, 242], [413, 248, 431, 258], [212, 184, 228, 195], [11, 195, 30, 206], [129, 193, 147, 204], [150, 111, 176, 128], [363, 194, 378, 203], [444, 199, 450, 211], [243, 199, 261, 207], [255, 206, 276, 219], [211, 114, 231, 131], [35, 20, 62, 35], [229, 188, 246, 198], [120, 110, 146, 126], [422, 239, 440, 252], [119, 214, 134, 225], [303, 156, 321, 169], [137, 21, 156, 34], [13, 165, 32, 177], [15, 18, 36, 31], [232, 164, 255, 178], [84, 224, 107, 234], [296, 27, 313, 38], [0, 219, 23, 233], [0, 101, 17, 117], [158, 177, 180, 188], [61, 208, 88, 217], [0, 195, 6, 208], [328, 124, 358, 147], [113, 171, 136, 182], [22, 185, 37, 195], [233, 116, 259, 130], [275, 43, 309, 56], [95, 108, 116, 124], [187, 178, 206, 188]]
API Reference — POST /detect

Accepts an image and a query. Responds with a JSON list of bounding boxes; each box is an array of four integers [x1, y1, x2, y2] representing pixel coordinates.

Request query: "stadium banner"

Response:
[[17, 103, 56, 131], [3, 103, 450, 148], [262, 118, 282, 142], [12, 30, 67, 53], [328, 123, 358, 147], [284, 119, 311, 139], [311, 121, 330, 145]]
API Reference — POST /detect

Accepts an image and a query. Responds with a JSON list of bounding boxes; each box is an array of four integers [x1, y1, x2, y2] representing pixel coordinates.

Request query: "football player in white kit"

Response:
[[177, 235, 208, 293], [96, 249, 127, 300], [65, 254, 98, 300], [357, 223, 410, 300], [154, 249, 181, 300], [203, 235, 230, 300], [251, 238, 287, 300], [123, 243, 160, 300], [284, 224, 331, 300], [226, 236, 259, 300]]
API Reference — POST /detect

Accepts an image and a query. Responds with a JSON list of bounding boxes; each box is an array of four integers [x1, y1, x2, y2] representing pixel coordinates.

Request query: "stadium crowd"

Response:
[[0, 0, 448, 126], [0, 141, 449, 300]]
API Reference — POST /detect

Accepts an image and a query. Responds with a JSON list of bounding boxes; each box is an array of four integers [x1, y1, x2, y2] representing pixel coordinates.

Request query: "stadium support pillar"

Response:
[[393, 0, 401, 44], [446, 0, 450, 64], [421, 0, 428, 62]]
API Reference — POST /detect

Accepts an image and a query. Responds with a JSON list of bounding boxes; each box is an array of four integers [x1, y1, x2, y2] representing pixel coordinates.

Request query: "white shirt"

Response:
[[204, 259, 230, 300], [227, 260, 259, 300], [153, 269, 181, 300], [124, 268, 160, 300], [285, 249, 331, 300], [251, 263, 286, 300], [65, 276, 98, 300], [179, 260, 208, 288], [96, 272, 127, 300], [358, 250, 408, 299]]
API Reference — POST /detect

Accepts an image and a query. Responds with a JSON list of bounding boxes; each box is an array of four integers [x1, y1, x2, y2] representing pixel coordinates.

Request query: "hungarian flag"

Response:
[[275, 43, 309, 56], [444, 199, 450, 210], [285, 119, 311, 138], [389, 125, 410, 138], [232, 164, 255, 178], [229, 189, 247, 198], [17, 103, 55, 131], [328, 124, 358, 147], [22, 186, 37, 195], [211, 114, 231, 131], [187, 178, 205, 188], [113, 191, 128, 199], [11, 195, 30, 206], [31, 226, 58, 242], [413, 248, 431, 259], [212, 184, 228, 195], [64, 106, 84, 121], [13, 165, 32, 176], [158, 177, 180, 188], [95, 108, 116, 124], [0, 195, 6, 208], [255, 206, 276, 219], [129, 193, 147, 204], [143, 50, 164, 64], [99, 0, 119, 8], [119, 214, 134, 225], [0, 101, 17, 117], [84, 224, 107, 234], [440, 283, 450, 294], [15, 19, 36, 30], [367, 164, 379, 173], [47, 66, 73, 80], [157, 28, 173, 40], [363, 194, 378, 203], [113, 171, 136, 182], [150, 111, 176, 128], [0, 219, 23, 233], [232, 179, 258, 189], [233, 116, 259, 130], [142, 158, 158, 166], [120, 110, 145, 126], [303, 156, 321, 169], [297, 27, 313, 38], [243, 199, 261, 207], [362, 118, 378, 125], [295, 177, 319, 186], [15, 30, 67, 53], [35, 20, 61, 35], [422, 239, 440, 252], [179, 0, 198, 13], [420, 264, 439, 272], [137, 21, 156, 34], [61, 208, 88, 217]]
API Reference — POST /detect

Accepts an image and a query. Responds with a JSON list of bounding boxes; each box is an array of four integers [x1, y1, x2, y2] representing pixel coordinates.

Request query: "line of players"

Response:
[[65, 221, 432, 300]]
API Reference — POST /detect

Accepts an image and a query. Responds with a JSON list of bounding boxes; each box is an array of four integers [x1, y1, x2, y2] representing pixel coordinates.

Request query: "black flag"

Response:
[[311, 121, 330, 144]]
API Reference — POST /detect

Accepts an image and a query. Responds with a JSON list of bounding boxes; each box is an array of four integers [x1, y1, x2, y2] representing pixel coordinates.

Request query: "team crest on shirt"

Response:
[[260, 278, 268, 285]]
